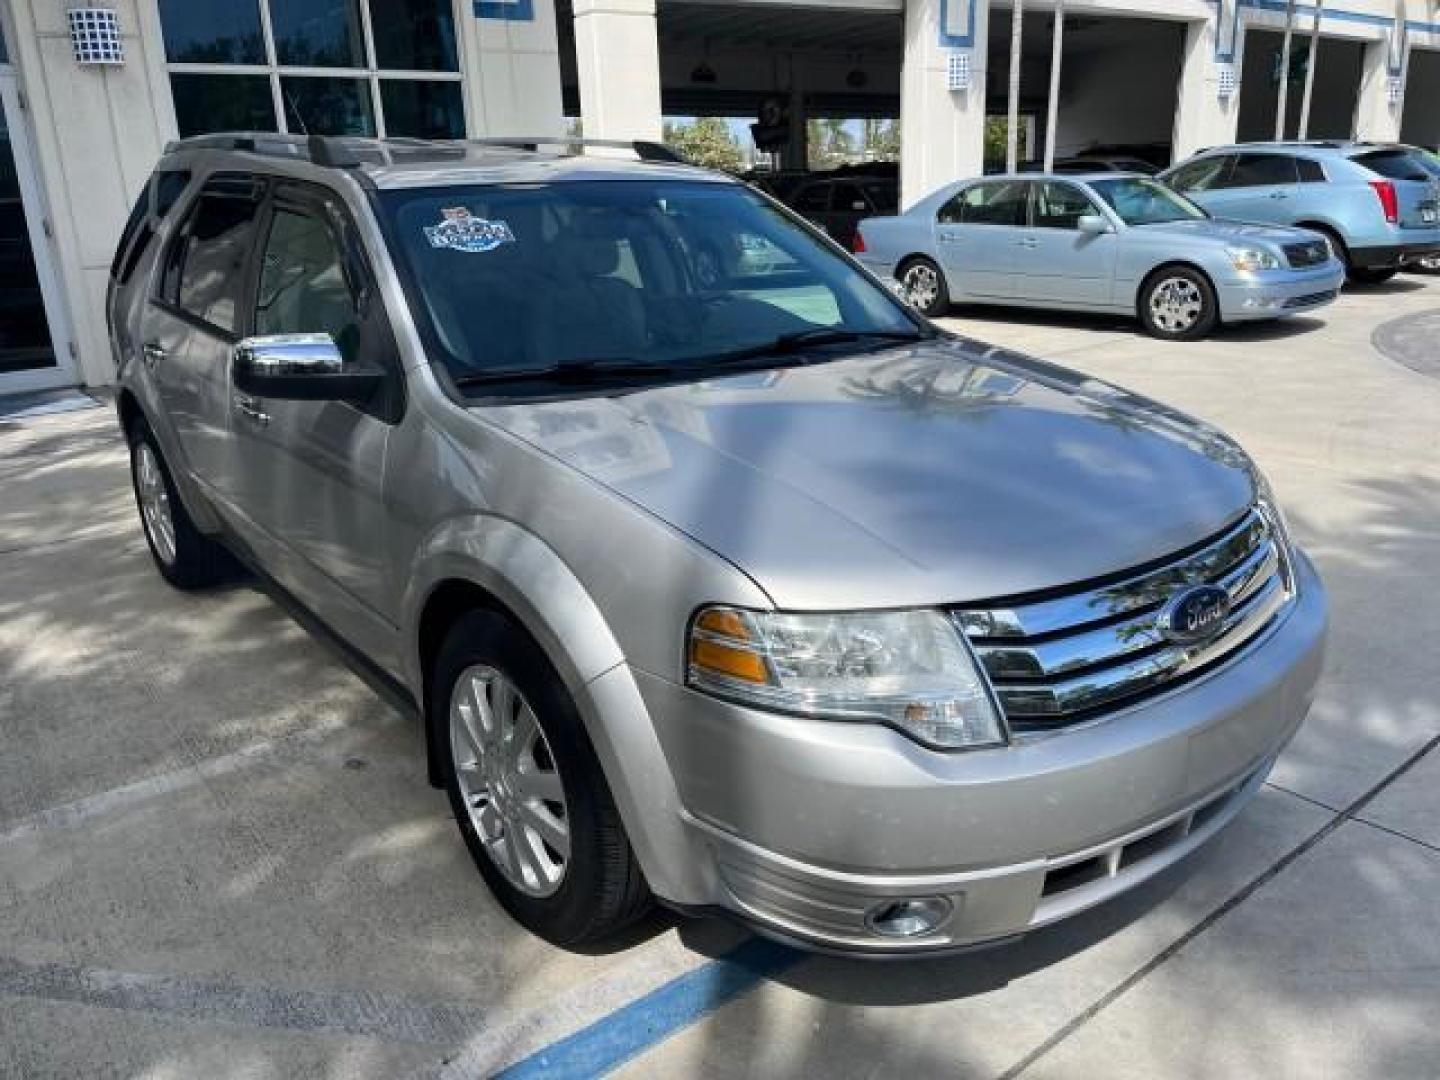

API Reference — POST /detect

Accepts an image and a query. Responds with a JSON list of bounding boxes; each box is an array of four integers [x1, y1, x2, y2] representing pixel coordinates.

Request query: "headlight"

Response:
[[1252, 468, 1299, 590], [686, 606, 1004, 750], [1227, 247, 1282, 272]]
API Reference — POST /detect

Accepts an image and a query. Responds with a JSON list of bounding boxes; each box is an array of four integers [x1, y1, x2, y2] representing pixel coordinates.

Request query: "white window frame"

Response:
[[162, 0, 470, 139]]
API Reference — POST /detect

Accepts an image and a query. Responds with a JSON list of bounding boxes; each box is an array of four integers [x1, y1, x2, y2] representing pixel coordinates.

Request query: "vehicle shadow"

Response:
[[947, 305, 1330, 345]]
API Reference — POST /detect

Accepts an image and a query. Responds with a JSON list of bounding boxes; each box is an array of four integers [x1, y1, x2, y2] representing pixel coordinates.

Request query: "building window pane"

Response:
[[270, 0, 366, 68], [170, 74, 277, 137], [370, 0, 459, 72], [281, 77, 375, 136], [158, 0, 265, 64], [380, 81, 464, 139]]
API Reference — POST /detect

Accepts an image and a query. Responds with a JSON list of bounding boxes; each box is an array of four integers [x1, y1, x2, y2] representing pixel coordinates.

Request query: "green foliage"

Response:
[[806, 118, 856, 169], [862, 119, 900, 162], [662, 118, 745, 173]]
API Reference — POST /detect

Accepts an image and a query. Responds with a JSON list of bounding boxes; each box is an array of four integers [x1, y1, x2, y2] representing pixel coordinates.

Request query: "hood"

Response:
[[1132, 218, 1315, 248], [484, 339, 1257, 609]]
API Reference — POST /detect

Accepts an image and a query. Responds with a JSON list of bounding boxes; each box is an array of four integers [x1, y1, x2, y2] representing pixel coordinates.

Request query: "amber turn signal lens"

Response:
[[694, 608, 753, 641], [690, 637, 769, 685]]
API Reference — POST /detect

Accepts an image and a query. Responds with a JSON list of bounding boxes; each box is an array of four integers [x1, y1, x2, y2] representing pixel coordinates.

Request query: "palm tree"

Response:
[[1005, 0, 1024, 172], [1043, 0, 1065, 172], [1275, 0, 1297, 140], [1297, 0, 1324, 139]]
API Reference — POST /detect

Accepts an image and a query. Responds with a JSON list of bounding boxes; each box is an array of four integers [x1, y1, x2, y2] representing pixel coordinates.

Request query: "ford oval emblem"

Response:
[[1159, 585, 1231, 645]]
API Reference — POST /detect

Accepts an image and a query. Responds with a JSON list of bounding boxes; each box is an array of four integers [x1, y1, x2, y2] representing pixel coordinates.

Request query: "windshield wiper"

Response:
[[451, 358, 687, 389], [706, 327, 929, 366]]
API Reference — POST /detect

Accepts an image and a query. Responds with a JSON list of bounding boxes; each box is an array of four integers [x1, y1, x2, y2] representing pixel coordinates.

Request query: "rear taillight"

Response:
[[852, 230, 867, 254], [1370, 180, 1399, 224]]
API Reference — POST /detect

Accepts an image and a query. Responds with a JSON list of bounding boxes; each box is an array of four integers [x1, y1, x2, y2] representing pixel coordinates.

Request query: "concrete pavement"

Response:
[[2, 276, 1438, 1078]]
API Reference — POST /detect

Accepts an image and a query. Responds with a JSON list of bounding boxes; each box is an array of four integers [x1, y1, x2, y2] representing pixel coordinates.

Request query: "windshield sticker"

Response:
[[424, 208, 516, 253]]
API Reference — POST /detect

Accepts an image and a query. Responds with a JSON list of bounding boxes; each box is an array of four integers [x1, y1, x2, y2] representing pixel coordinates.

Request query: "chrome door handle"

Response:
[[233, 393, 270, 427], [141, 342, 166, 370], [1269, 191, 1290, 199], [1017, 238, 1040, 248]]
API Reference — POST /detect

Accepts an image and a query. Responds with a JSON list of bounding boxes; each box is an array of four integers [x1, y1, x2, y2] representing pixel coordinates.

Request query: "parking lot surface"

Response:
[[2, 277, 1439, 1079]]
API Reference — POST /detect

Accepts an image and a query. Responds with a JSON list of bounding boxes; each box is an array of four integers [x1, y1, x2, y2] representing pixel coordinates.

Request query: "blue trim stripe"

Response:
[[495, 938, 799, 1079], [474, 0, 534, 21]]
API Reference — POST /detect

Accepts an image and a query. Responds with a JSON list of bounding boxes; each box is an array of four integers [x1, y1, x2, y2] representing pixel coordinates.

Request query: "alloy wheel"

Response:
[[1149, 276, 1204, 334], [135, 442, 177, 566], [902, 263, 940, 310], [450, 664, 570, 898]]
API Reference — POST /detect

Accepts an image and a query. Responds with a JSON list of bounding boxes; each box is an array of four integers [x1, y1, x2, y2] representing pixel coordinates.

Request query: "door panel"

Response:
[[146, 176, 264, 493], [935, 180, 1030, 297], [1011, 181, 1119, 305], [228, 184, 400, 655], [1201, 153, 1300, 225]]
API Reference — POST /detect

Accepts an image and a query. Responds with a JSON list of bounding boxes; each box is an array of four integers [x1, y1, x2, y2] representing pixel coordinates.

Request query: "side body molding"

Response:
[[401, 515, 716, 903]]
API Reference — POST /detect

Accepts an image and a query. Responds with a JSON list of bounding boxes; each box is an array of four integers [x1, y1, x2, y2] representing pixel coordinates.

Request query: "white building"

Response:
[[1, 0, 1436, 393]]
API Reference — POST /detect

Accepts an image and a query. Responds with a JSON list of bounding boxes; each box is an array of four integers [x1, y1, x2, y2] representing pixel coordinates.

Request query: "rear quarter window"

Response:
[[1353, 150, 1432, 182]]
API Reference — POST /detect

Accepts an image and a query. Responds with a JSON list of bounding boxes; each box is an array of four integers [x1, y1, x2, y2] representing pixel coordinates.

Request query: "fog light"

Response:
[[864, 896, 953, 938]]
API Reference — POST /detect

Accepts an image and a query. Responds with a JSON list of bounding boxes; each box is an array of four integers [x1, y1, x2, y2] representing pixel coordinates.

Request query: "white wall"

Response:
[[5, 0, 175, 387]]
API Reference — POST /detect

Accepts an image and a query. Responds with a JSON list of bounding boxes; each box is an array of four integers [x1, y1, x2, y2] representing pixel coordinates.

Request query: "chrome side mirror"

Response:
[[233, 333, 383, 402], [1077, 214, 1113, 235]]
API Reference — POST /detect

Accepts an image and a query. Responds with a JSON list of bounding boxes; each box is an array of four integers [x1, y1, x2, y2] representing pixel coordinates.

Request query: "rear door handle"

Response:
[[233, 393, 270, 427], [141, 342, 166, 370], [1269, 190, 1290, 200], [1016, 238, 1040, 248]]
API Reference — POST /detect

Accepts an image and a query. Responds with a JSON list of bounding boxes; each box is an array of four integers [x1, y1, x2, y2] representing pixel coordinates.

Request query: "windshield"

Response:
[[377, 179, 920, 393], [1089, 177, 1209, 225]]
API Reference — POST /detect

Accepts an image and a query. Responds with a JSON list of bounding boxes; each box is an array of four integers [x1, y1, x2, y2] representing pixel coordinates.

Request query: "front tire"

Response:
[[432, 609, 651, 947], [897, 256, 950, 318], [126, 418, 236, 589], [1139, 266, 1218, 341]]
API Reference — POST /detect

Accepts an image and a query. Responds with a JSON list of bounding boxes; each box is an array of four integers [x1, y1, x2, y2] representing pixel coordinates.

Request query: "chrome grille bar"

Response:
[[955, 507, 1294, 732]]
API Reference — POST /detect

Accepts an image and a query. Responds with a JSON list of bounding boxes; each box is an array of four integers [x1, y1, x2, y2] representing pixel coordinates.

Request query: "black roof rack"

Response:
[[464, 136, 687, 164], [162, 132, 689, 168]]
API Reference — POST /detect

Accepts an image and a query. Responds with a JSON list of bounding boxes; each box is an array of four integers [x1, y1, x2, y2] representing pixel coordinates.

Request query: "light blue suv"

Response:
[[1162, 142, 1440, 284]]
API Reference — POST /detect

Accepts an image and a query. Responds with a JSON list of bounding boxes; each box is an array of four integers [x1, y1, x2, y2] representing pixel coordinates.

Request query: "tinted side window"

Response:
[[1352, 150, 1431, 182], [165, 176, 264, 333], [255, 207, 360, 357], [1032, 182, 1098, 229], [942, 181, 1028, 226], [1297, 158, 1327, 183], [795, 184, 830, 213], [1167, 156, 1232, 193], [110, 185, 151, 281], [154, 171, 193, 217], [1225, 154, 1299, 188]]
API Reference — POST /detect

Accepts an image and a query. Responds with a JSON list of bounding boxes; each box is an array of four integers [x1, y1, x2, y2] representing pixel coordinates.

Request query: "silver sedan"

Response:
[[855, 174, 1346, 340]]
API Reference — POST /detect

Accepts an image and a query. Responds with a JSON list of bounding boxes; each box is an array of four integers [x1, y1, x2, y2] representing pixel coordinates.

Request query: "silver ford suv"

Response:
[[109, 135, 1327, 956]]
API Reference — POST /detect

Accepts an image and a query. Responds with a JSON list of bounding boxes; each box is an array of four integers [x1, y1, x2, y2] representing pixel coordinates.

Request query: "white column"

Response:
[[464, 0, 565, 137], [1354, 37, 1404, 143], [572, 0, 662, 142], [900, 0, 991, 210], [1172, 13, 1242, 163]]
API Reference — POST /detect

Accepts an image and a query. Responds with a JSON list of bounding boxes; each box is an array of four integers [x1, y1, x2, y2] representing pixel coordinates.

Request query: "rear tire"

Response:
[[432, 609, 651, 948], [897, 256, 950, 318], [1349, 266, 1399, 285], [1138, 266, 1218, 341], [126, 417, 237, 589]]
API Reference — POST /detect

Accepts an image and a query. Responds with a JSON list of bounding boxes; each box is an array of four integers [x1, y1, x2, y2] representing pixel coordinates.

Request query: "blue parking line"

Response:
[[495, 938, 800, 1079]]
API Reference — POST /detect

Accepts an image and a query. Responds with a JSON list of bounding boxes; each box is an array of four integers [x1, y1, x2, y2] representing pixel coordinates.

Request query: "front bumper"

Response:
[[1215, 263, 1345, 322], [626, 553, 1326, 956]]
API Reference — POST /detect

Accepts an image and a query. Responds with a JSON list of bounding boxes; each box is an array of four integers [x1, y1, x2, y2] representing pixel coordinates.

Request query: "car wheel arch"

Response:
[[403, 519, 709, 902]]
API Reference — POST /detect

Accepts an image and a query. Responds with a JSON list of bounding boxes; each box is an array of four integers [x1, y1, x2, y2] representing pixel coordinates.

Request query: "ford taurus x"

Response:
[[109, 135, 1327, 956]]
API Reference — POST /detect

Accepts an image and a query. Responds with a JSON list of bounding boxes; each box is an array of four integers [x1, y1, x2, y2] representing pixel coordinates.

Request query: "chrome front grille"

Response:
[[1283, 240, 1329, 268], [954, 508, 1294, 734]]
